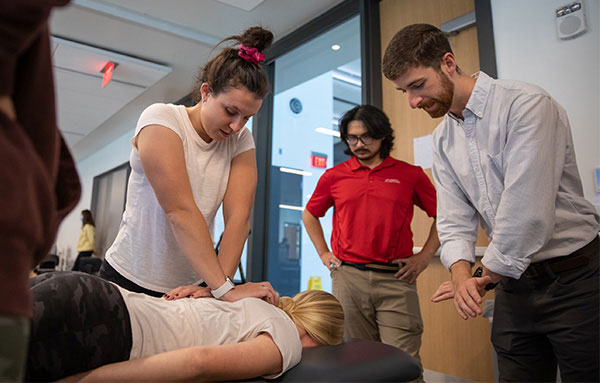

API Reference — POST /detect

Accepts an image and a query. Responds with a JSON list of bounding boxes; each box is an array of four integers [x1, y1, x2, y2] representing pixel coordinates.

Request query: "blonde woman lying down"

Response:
[[26, 272, 344, 382]]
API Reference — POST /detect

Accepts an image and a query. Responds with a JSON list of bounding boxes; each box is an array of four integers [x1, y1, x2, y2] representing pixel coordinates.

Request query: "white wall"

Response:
[[55, 128, 134, 267], [491, 0, 600, 210]]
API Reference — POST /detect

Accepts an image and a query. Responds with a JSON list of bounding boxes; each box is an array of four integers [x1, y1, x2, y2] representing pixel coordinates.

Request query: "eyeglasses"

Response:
[[346, 134, 373, 146]]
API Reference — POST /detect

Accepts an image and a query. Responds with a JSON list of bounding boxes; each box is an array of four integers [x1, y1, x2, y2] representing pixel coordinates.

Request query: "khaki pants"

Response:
[[332, 265, 424, 371]]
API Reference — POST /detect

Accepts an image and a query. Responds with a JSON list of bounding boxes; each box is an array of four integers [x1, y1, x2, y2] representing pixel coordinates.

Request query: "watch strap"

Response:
[[210, 276, 235, 299]]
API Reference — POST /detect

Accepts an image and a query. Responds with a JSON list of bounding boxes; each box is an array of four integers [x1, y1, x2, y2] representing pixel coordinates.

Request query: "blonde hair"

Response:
[[277, 290, 344, 346]]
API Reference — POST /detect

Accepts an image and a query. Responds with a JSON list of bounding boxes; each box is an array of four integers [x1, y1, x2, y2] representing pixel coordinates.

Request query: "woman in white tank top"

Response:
[[99, 26, 278, 304]]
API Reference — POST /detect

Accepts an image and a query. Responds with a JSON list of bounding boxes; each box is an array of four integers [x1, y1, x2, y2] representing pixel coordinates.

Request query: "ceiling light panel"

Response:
[[51, 36, 172, 148], [216, 0, 265, 12]]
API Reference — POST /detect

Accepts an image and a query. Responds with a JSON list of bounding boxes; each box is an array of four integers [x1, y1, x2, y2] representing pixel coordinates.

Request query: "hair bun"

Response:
[[277, 296, 296, 315], [239, 26, 273, 52]]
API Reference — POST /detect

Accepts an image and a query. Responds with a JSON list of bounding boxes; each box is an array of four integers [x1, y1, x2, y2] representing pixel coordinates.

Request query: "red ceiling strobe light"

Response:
[[101, 61, 115, 88]]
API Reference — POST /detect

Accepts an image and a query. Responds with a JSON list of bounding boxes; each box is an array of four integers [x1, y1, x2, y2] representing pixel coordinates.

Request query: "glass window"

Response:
[[266, 16, 361, 296]]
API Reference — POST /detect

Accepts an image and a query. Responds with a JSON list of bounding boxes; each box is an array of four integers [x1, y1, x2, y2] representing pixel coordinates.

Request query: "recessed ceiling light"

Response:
[[331, 44, 341, 51]]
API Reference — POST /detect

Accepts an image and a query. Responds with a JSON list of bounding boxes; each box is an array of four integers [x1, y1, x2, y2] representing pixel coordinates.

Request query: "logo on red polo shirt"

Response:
[[384, 179, 401, 184]]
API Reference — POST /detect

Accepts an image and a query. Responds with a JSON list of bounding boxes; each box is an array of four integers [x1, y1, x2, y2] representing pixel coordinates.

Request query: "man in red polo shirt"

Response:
[[303, 105, 439, 377]]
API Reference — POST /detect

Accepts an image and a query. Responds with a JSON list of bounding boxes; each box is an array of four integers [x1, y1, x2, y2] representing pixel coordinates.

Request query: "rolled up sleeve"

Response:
[[432, 138, 479, 270]]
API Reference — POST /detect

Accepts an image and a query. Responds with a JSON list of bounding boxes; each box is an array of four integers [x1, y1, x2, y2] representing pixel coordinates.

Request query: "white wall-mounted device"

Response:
[[555, 1, 587, 40]]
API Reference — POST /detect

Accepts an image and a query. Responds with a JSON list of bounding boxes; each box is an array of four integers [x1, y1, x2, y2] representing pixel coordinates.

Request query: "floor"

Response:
[[423, 369, 472, 382]]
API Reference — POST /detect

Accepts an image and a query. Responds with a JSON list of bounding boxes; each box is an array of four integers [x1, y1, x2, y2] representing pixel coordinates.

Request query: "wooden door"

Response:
[[380, 1, 494, 381]]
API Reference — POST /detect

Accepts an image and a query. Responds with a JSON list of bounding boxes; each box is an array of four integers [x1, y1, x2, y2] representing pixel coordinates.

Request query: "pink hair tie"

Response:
[[238, 44, 265, 66]]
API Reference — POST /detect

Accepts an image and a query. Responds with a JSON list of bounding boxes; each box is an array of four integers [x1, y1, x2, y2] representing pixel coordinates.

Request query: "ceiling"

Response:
[[49, 0, 345, 160]]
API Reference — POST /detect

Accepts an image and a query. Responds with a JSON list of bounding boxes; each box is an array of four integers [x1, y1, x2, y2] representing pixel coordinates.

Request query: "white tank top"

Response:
[[105, 103, 255, 292]]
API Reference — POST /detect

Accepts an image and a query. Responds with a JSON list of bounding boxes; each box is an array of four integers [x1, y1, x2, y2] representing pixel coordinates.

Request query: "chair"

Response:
[[35, 254, 59, 275]]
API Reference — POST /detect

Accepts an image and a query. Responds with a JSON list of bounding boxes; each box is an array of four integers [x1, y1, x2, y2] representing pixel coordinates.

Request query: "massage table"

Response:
[[249, 338, 421, 382]]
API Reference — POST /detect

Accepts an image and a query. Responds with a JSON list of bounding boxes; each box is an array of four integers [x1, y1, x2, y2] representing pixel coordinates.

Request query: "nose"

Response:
[[407, 92, 422, 109], [229, 117, 244, 132]]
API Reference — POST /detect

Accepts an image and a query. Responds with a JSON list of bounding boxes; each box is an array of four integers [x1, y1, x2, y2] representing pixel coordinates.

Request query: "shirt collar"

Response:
[[349, 155, 395, 171], [463, 71, 492, 119]]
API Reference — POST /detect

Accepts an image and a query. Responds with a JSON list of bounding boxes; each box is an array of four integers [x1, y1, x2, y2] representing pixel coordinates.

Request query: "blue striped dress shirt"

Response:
[[432, 72, 599, 279]]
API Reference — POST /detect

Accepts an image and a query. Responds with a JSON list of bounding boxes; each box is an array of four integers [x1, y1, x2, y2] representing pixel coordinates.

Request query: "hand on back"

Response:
[[222, 281, 279, 305]]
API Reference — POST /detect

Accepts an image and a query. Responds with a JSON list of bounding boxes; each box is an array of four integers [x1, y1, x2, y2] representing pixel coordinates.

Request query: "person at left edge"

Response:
[[0, 0, 81, 381], [303, 105, 439, 379], [99, 27, 277, 304]]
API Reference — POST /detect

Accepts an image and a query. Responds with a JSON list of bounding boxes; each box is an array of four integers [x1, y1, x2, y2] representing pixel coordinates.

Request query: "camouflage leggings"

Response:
[[25, 272, 132, 382]]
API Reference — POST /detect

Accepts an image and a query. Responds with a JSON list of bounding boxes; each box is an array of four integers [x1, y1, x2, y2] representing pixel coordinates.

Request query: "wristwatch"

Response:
[[210, 276, 235, 299], [472, 266, 499, 291]]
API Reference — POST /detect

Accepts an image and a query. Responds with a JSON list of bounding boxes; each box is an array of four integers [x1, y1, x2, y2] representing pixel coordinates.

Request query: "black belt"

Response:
[[341, 261, 403, 273], [524, 236, 598, 278]]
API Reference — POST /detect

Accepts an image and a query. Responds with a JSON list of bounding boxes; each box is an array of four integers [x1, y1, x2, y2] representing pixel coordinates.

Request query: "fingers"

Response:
[[190, 287, 212, 299], [322, 253, 341, 271], [431, 281, 454, 302], [453, 296, 469, 320], [475, 275, 492, 288], [227, 281, 279, 304], [431, 290, 454, 302], [454, 292, 478, 319], [453, 279, 484, 319], [163, 286, 189, 300], [395, 262, 420, 283], [164, 285, 207, 300], [258, 281, 278, 304]]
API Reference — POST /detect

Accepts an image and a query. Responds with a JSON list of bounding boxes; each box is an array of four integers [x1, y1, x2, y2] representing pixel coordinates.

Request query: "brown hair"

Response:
[[382, 23, 455, 80], [277, 290, 344, 346], [81, 209, 95, 227], [192, 26, 273, 102]]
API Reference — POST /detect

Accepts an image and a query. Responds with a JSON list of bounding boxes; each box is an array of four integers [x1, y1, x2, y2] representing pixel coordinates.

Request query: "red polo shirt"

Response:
[[306, 156, 436, 263]]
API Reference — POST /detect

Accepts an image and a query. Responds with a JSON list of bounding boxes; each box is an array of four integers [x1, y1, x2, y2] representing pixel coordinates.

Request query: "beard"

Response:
[[419, 71, 454, 118]]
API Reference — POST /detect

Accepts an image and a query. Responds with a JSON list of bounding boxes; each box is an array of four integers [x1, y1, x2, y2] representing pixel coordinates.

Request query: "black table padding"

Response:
[[271, 338, 421, 382]]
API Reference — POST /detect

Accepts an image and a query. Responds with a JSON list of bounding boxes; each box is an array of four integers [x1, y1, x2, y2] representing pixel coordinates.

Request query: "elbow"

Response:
[[164, 207, 195, 231], [302, 209, 313, 224]]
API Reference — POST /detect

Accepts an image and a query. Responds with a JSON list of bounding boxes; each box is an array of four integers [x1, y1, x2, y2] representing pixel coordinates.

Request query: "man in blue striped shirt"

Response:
[[383, 23, 599, 382]]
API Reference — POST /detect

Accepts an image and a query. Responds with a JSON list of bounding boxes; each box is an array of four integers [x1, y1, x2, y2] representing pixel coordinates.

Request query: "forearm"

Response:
[[67, 335, 282, 382], [302, 210, 330, 256], [450, 260, 472, 284], [65, 347, 205, 382], [420, 219, 440, 259], [167, 208, 227, 290], [217, 214, 250, 278]]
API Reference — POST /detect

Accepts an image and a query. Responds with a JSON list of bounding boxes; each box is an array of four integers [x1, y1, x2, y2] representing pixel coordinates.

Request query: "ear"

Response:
[[200, 83, 212, 103], [440, 52, 458, 77], [298, 328, 321, 348]]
